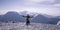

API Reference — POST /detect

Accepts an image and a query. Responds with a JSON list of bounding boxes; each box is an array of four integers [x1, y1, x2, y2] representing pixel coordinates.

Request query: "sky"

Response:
[[0, 0, 60, 16]]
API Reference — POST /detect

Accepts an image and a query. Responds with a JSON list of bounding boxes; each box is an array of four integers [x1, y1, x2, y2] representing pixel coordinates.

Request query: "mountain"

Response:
[[0, 15, 2, 20], [0, 11, 60, 25], [41, 14, 55, 18], [31, 14, 51, 24], [50, 17, 60, 24], [56, 16, 60, 18], [0, 15, 3, 22], [1, 11, 25, 22], [31, 14, 60, 24]]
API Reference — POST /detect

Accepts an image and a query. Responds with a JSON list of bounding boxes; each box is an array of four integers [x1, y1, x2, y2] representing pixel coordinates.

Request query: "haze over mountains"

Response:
[[0, 11, 60, 25]]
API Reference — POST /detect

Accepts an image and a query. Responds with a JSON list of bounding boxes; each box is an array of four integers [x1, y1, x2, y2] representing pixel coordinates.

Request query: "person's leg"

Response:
[[26, 20, 30, 25]]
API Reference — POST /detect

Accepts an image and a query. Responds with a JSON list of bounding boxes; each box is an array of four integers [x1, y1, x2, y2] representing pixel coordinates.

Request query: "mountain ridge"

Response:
[[0, 11, 60, 25]]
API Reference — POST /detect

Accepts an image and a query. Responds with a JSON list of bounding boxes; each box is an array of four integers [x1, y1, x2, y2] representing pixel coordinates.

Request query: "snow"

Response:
[[0, 22, 60, 30], [57, 21, 60, 25]]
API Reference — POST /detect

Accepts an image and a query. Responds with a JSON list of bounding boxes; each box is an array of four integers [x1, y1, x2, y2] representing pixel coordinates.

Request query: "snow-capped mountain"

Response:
[[0, 11, 60, 25]]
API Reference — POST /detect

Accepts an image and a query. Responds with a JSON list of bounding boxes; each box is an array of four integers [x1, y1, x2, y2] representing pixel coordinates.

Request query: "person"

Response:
[[23, 14, 33, 25]]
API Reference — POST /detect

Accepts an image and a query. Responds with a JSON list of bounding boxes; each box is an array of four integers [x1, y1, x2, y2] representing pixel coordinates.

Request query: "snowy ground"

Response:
[[0, 22, 60, 30]]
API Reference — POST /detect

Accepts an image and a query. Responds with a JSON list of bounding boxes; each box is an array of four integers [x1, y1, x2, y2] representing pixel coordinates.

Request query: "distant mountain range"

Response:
[[32, 14, 60, 24], [0, 12, 26, 22], [0, 11, 60, 24]]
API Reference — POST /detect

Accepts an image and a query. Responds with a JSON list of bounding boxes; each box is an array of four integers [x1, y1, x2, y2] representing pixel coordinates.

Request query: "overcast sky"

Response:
[[0, 0, 60, 16]]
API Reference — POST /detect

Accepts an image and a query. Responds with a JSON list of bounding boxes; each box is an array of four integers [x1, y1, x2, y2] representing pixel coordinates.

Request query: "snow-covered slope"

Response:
[[0, 22, 60, 30]]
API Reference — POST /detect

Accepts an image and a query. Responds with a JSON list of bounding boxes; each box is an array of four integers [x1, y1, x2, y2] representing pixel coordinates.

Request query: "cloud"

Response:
[[24, 0, 55, 5], [55, 0, 60, 3], [54, 3, 60, 6], [0, 6, 60, 16], [0, 10, 8, 15], [16, 7, 60, 16], [0, 0, 60, 16], [26, 0, 55, 3]]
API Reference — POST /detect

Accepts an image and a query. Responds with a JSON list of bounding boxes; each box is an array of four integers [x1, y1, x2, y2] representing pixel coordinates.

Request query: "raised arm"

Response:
[[22, 15, 26, 17]]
